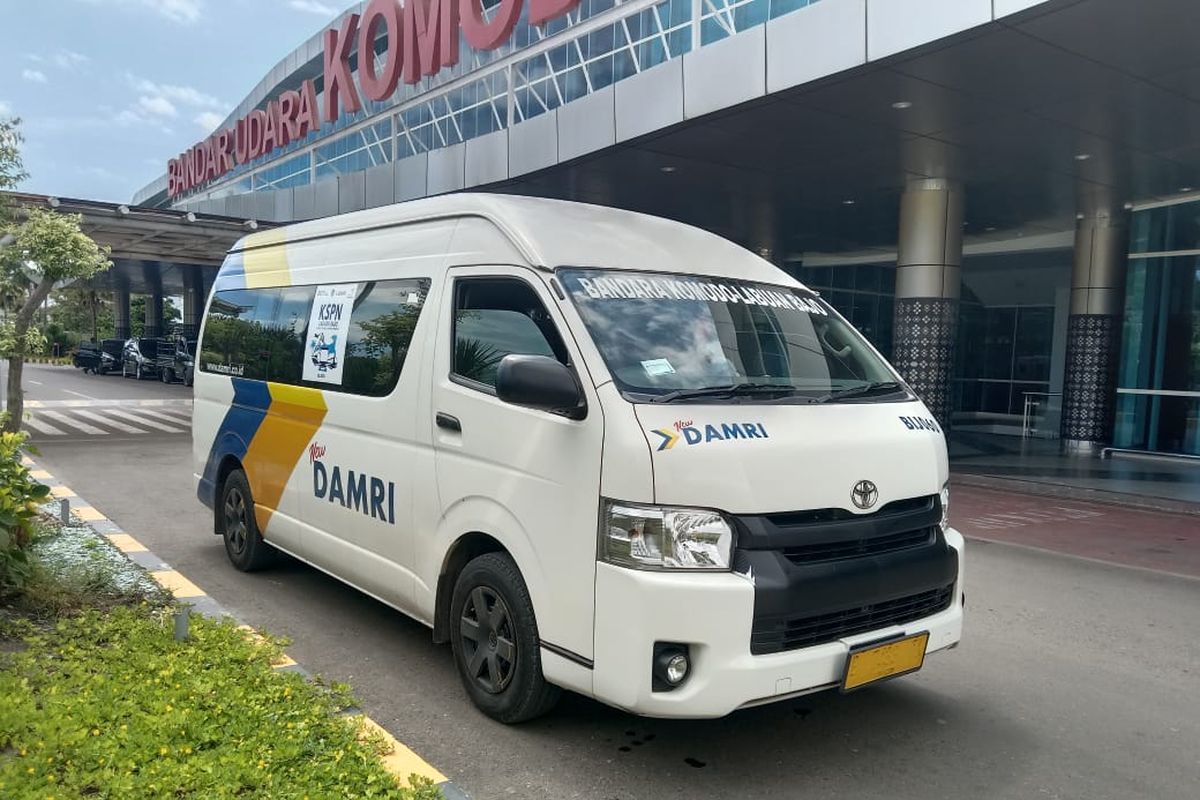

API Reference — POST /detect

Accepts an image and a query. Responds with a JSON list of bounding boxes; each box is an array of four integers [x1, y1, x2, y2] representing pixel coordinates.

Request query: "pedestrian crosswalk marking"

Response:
[[105, 408, 186, 433], [40, 409, 109, 436], [72, 408, 144, 434], [23, 415, 67, 436], [136, 407, 192, 426]]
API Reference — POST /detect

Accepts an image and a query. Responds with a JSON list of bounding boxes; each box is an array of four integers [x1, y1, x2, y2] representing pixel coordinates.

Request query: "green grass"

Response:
[[0, 607, 443, 799]]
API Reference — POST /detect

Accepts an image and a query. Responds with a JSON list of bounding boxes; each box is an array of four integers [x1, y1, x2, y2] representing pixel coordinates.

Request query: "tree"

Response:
[[49, 287, 115, 341], [0, 117, 27, 226], [129, 294, 182, 338], [0, 208, 112, 432]]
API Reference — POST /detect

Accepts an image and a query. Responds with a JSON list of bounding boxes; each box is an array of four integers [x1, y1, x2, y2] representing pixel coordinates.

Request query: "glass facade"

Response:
[[795, 263, 895, 357], [181, 0, 826, 204], [1115, 227, 1200, 455]]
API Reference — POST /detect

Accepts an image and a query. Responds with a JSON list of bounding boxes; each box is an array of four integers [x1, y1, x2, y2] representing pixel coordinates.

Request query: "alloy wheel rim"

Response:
[[459, 586, 517, 694], [224, 488, 248, 555]]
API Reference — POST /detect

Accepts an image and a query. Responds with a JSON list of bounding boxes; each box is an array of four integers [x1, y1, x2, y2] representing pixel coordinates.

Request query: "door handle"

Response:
[[436, 412, 462, 433]]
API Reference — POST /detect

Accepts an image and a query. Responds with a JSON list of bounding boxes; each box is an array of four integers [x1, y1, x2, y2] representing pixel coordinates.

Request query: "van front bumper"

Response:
[[590, 529, 964, 718]]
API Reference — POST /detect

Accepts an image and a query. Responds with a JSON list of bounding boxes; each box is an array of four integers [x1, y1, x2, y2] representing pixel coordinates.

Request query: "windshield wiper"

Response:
[[649, 382, 798, 404], [811, 381, 905, 404]]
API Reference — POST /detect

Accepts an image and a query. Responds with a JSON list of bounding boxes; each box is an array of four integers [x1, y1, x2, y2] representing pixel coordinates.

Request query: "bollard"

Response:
[[60, 497, 70, 524], [173, 607, 190, 641]]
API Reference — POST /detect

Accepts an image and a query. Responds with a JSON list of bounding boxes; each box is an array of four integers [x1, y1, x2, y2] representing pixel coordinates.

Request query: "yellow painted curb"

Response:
[[29, 469, 53, 480], [354, 714, 448, 787], [73, 506, 107, 522], [105, 533, 148, 553], [49, 485, 76, 499], [151, 569, 206, 599]]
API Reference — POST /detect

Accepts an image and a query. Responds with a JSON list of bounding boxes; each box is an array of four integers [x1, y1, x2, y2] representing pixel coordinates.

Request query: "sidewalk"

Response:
[[950, 481, 1200, 579]]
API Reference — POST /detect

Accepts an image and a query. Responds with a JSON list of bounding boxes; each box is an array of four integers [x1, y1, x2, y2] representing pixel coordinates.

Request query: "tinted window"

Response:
[[201, 280, 429, 394], [200, 286, 314, 382], [452, 278, 566, 388], [334, 279, 431, 396]]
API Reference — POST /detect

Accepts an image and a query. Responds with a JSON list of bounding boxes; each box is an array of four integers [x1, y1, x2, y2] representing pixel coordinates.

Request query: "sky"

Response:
[[0, 0, 351, 204]]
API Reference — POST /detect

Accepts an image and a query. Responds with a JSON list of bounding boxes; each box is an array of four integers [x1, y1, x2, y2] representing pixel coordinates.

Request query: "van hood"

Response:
[[632, 400, 947, 515]]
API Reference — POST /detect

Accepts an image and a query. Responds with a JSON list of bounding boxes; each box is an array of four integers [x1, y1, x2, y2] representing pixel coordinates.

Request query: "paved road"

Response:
[[26, 365, 1200, 800]]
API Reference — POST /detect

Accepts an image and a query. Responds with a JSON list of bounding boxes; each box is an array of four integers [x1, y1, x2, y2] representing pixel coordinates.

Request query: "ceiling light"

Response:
[[842, 199, 856, 206], [985, 226, 996, 232], [891, 101, 912, 110], [660, 166, 676, 173], [1180, 186, 1194, 192], [1074, 153, 1092, 161]]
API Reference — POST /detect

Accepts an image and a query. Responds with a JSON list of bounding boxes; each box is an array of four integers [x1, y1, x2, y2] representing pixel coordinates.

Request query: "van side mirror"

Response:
[[495, 355, 586, 420]]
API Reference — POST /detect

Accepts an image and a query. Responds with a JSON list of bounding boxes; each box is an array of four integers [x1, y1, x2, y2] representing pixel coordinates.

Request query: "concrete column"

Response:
[[113, 286, 131, 340], [180, 269, 201, 338], [1060, 210, 1128, 452], [892, 178, 964, 428], [145, 291, 164, 338]]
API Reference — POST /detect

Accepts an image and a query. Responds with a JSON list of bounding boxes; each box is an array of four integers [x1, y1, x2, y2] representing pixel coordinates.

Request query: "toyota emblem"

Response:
[[851, 480, 879, 510]]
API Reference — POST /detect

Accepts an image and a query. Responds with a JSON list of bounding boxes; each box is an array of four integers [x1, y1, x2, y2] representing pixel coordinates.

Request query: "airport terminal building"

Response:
[[132, 0, 1200, 459]]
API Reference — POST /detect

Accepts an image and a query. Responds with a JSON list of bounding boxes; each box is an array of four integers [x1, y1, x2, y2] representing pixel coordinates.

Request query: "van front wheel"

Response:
[[450, 553, 559, 723], [220, 470, 275, 572]]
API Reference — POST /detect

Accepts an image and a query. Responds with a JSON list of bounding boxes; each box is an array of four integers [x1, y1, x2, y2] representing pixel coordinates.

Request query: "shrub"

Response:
[[0, 421, 49, 597]]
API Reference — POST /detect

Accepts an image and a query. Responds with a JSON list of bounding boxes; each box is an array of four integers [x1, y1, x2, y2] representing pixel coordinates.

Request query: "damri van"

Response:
[[193, 194, 964, 723]]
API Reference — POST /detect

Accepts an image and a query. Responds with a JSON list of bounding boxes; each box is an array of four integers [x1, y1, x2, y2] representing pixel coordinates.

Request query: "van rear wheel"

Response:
[[450, 553, 559, 723], [220, 470, 275, 572]]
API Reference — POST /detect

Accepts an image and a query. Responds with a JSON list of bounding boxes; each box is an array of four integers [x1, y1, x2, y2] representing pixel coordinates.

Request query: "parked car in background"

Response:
[[121, 338, 163, 380], [73, 339, 123, 374], [156, 336, 198, 386]]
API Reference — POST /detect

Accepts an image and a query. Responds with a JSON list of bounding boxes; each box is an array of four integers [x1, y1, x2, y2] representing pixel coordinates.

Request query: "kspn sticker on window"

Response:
[[303, 284, 357, 385]]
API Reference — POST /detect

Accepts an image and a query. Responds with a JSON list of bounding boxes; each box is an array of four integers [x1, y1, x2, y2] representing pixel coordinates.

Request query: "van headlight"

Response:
[[939, 482, 950, 533], [600, 500, 734, 571]]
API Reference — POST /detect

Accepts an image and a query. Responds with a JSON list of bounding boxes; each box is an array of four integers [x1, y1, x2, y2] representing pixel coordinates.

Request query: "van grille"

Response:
[[781, 527, 935, 564], [750, 584, 955, 655]]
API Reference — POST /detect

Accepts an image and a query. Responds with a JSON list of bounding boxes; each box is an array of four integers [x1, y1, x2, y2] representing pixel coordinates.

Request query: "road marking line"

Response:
[[354, 715, 448, 786], [49, 485, 76, 498], [71, 408, 147, 434], [106, 408, 187, 433], [23, 415, 67, 436], [151, 569, 206, 599], [148, 406, 193, 421], [40, 410, 110, 436], [29, 380, 42, 385], [62, 389, 96, 400], [73, 506, 107, 522], [136, 407, 194, 427], [105, 533, 147, 553]]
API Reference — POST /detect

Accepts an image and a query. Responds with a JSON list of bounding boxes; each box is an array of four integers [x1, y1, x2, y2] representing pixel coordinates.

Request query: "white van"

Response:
[[193, 194, 964, 722]]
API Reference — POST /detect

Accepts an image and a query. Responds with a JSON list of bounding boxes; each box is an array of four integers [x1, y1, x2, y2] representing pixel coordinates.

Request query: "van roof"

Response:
[[228, 193, 797, 286]]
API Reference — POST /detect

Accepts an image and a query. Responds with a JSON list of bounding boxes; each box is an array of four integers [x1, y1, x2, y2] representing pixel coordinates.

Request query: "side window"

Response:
[[452, 277, 568, 389], [200, 286, 315, 381], [335, 279, 431, 396]]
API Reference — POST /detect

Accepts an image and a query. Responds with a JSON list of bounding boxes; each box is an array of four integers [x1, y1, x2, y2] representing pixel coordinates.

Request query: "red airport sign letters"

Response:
[[167, 0, 580, 198]]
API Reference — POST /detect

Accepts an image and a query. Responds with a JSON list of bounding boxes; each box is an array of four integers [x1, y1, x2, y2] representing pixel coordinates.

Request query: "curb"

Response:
[[25, 455, 469, 800]]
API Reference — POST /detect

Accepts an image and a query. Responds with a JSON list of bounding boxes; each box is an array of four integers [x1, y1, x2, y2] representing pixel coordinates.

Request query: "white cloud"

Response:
[[76, 0, 203, 24], [52, 50, 90, 70], [0, 101, 10, 116], [126, 74, 222, 109], [289, 0, 337, 14], [25, 54, 44, 64], [22, 69, 48, 84], [138, 95, 178, 118], [193, 111, 226, 132]]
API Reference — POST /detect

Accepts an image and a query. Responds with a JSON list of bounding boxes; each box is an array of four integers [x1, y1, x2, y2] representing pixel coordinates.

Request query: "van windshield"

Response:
[[559, 268, 906, 403]]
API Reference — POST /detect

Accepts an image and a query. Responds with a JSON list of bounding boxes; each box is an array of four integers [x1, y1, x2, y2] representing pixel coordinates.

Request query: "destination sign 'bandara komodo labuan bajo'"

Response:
[[166, 0, 580, 198]]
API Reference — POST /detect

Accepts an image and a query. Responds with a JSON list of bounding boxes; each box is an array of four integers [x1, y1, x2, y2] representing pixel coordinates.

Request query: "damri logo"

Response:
[[310, 443, 396, 525], [651, 419, 770, 452]]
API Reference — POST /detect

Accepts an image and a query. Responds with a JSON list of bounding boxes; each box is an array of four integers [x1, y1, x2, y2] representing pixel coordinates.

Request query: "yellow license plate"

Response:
[[841, 632, 930, 692]]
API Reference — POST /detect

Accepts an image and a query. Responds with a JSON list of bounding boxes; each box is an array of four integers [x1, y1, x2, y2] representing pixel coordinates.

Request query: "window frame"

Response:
[[448, 274, 573, 398]]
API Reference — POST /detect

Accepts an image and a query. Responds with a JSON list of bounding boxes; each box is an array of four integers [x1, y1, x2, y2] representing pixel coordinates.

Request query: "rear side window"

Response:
[[201, 286, 314, 383], [201, 279, 429, 396]]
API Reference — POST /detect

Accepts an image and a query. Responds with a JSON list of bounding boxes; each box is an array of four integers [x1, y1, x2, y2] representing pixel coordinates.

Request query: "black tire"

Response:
[[450, 553, 559, 723], [161, 368, 174, 384], [219, 469, 275, 572], [184, 369, 194, 388]]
